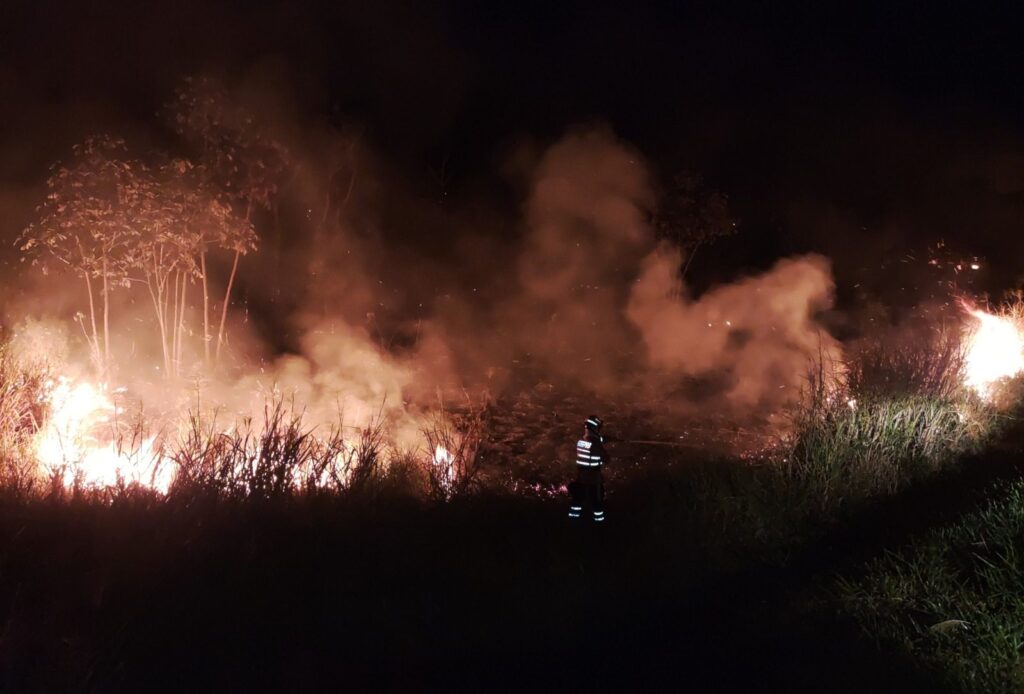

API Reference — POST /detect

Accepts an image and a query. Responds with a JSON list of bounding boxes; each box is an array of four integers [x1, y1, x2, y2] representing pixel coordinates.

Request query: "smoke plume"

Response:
[[627, 244, 840, 412], [508, 126, 653, 393]]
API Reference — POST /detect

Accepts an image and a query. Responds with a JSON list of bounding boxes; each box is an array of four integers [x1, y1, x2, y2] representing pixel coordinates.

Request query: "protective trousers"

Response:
[[568, 469, 605, 522]]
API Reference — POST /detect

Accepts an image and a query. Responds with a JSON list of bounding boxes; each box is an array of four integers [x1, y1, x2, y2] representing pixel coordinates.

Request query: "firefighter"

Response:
[[568, 416, 607, 522]]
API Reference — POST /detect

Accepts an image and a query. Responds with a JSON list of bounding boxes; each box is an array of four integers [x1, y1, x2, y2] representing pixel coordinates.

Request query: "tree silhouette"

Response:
[[20, 136, 143, 377], [168, 77, 288, 364], [135, 159, 255, 375]]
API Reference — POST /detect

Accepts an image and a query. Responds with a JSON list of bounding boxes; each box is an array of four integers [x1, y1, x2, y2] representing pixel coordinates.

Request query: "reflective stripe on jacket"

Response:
[[576, 437, 606, 468]]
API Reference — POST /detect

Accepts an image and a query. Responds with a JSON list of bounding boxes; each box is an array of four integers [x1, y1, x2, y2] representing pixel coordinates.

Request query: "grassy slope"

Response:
[[836, 474, 1024, 693]]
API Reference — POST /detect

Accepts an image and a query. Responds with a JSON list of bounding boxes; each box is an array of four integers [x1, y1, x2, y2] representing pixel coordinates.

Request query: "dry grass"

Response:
[[170, 400, 385, 500], [0, 346, 50, 497], [845, 326, 967, 401], [776, 330, 995, 516], [421, 402, 485, 500]]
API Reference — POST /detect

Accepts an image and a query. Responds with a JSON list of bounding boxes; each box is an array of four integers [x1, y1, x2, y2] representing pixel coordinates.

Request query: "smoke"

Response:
[[223, 322, 425, 448], [627, 244, 840, 412], [508, 126, 653, 393], [201, 120, 845, 427], [491, 126, 840, 417], [2, 4, 1024, 473], [3, 77, 846, 455]]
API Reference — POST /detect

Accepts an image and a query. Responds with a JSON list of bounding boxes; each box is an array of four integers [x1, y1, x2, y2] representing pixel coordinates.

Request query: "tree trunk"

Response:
[[83, 273, 101, 374], [146, 269, 170, 376], [101, 258, 111, 379], [171, 270, 181, 378], [201, 250, 211, 366], [176, 272, 188, 372], [215, 200, 252, 366], [161, 261, 173, 376], [146, 276, 169, 374], [215, 250, 240, 365]]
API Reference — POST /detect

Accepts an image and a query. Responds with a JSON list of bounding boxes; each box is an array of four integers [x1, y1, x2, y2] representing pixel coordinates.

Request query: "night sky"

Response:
[[3, 1, 1024, 298]]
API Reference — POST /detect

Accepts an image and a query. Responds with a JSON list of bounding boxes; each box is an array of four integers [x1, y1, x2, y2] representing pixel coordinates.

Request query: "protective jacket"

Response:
[[575, 435, 607, 479]]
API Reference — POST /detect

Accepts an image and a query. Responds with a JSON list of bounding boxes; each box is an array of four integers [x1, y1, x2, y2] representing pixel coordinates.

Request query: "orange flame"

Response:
[[963, 306, 1024, 398], [432, 445, 456, 494], [34, 376, 174, 492]]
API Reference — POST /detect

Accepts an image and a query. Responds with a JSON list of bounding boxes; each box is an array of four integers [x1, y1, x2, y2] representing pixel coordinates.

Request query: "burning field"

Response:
[[5, 298, 1021, 500], [7, 3, 1024, 690], [1, 84, 1023, 506], [4, 77, 1024, 693]]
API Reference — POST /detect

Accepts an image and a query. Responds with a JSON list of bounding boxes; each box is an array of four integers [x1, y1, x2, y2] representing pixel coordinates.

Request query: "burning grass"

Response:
[[775, 300, 1024, 516], [0, 345, 486, 504], [686, 310, 1022, 552], [0, 288, 1022, 558], [0, 345, 49, 496], [1, 298, 1023, 689]]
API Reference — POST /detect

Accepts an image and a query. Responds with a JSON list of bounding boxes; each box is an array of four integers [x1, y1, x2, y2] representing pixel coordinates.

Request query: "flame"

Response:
[[963, 307, 1024, 398], [433, 445, 454, 466], [34, 376, 174, 493], [432, 445, 456, 493]]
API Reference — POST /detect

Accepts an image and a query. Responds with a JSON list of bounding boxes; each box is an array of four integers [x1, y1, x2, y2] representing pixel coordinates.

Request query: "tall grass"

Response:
[[0, 335, 492, 503], [168, 400, 428, 501], [164, 397, 489, 502], [845, 326, 967, 400], [825, 296, 1024, 692], [689, 327, 1005, 551], [421, 403, 485, 500], [0, 346, 49, 496], [836, 478, 1024, 693], [777, 329, 995, 513]]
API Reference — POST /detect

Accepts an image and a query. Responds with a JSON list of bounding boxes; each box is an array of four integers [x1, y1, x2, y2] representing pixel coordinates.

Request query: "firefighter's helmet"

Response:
[[585, 416, 603, 433]]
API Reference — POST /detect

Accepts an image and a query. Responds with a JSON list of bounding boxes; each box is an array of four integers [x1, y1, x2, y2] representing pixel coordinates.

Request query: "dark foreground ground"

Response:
[[2, 427, 1023, 694]]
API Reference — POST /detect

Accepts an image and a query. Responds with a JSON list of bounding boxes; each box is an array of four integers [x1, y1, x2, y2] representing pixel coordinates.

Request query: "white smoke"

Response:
[[627, 243, 840, 411], [508, 126, 653, 392]]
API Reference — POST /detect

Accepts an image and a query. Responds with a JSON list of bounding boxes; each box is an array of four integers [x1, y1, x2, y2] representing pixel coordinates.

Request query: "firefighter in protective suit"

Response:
[[568, 416, 607, 522]]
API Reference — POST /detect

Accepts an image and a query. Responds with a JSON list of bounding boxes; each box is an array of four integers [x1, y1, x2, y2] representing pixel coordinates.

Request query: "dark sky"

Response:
[[3, 1, 1024, 297]]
